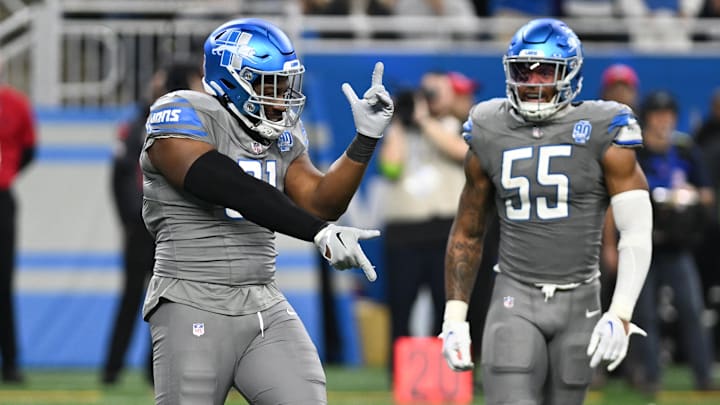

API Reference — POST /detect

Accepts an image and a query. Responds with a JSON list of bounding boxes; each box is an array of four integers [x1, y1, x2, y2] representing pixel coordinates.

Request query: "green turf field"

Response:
[[0, 366, 718, 404]]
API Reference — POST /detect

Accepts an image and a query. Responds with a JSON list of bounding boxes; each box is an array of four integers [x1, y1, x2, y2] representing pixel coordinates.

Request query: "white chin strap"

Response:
[[518, 101, 557, 121]]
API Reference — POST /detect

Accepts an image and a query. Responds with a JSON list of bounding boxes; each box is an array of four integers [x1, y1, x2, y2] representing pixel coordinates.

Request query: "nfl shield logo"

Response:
[[251, 142, 264, 154], [192, 322, 205, 337], [503, 296, 514, 309], [532, 126, 543, 138]]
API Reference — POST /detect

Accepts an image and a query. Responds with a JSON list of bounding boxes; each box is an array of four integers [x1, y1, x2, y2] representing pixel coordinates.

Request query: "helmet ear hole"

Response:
[[221, 78, 236, 89]]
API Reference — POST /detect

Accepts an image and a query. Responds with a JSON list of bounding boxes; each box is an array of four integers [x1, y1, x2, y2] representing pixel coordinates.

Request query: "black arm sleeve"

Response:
[[183, 150, 328, 242]]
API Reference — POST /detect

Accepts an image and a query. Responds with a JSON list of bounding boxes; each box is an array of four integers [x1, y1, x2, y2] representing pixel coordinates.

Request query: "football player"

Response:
[[439, 18, 652, 405], [140, 18, 393, 404]]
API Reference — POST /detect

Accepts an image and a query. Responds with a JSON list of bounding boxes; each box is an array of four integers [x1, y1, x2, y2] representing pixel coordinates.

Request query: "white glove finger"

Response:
[[356, 246, 377, 282], [601, 336, 617, 360], [363, 86, 386, 107], [341, 83, 359, 105], [371, 61, 384, 87], [443, 343, 473, 371], [361, 265, 377, 282], [629, 323, 647, 337], [612, 333, 626, 359], [447, 358, 473, 371], [586, 333, 600, 357], [589, 347, 604, 368], [590, 336, 608, 368], [607, 346, 629, 372], [605, 324, 644, 371], [605, 341, 622, 361], [607, 355, 624, 372], [455, 345, 474, 371], [442, 344, 457, 369], [355, 229, 381, 240], [376, 90, 394, 109], [360, 254, 377, 283], [443, 355, 457, 371]]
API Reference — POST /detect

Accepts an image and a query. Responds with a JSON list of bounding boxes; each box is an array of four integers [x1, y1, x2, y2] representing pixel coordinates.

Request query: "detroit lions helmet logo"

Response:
[[212, 30, 260, 69], [572, 120, 592, 144]]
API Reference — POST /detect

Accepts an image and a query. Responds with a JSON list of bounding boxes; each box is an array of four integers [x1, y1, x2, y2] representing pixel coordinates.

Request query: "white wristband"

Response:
[[443, 300, 469, 323]]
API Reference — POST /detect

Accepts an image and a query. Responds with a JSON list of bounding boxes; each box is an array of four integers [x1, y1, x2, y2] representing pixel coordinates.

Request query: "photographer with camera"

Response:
[[624, 90, 717, 396], [379, 70, 476, 382]]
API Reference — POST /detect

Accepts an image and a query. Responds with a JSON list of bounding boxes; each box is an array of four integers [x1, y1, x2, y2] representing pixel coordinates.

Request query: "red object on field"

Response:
[[393, 337, 473, 404]]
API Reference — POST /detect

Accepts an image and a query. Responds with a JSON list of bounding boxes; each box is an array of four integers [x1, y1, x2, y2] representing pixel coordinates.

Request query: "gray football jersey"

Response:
[[140, 90, 308, 317], [465, 98, 641, 284]]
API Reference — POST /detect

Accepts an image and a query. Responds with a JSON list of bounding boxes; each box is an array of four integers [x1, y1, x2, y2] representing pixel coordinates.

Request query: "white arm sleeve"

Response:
[[608, 189, 653, 320]]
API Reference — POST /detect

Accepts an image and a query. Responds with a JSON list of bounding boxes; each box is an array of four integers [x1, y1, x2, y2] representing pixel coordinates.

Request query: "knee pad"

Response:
[[558, 334, 593, 387], [484, 322, 536, 373]]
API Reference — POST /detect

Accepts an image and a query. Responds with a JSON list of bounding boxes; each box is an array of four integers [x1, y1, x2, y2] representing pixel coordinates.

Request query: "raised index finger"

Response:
[[356, 229, 381, 240], [371, 62, 384, 87], [357, 249, 377, 282]]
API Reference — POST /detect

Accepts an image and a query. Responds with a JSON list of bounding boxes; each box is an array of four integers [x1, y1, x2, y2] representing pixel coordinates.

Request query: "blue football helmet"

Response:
[[503, 18, 584, 121], [203, 18, 305, 140]]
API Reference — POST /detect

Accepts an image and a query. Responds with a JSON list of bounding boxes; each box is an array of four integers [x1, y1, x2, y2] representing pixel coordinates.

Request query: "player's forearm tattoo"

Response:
[[445, 190, 488, 302], [445, 153, 493, 302], [446, 238, 484, 302]]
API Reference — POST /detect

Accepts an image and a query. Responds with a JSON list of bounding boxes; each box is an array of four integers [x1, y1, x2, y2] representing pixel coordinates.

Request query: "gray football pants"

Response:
[[149, 300, 326, 405], [481, 273, 600, 405]]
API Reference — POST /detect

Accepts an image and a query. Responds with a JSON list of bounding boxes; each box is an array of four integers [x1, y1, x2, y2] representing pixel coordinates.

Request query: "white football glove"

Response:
[[341, 61, 394, 139], [587, 311, 647, 371], [440, 321, 474, 371], [313, 224, 380, 282]]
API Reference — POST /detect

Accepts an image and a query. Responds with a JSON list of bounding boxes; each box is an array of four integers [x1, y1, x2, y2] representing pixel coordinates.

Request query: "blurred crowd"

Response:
[[300, 0, 720, 47], [597, 64, 720, 396], [301, 0, 720, 19]]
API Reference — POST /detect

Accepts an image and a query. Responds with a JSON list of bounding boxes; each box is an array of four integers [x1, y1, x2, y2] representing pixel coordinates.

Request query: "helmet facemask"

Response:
[[205, 62, 305, 141], [504, 55, 583, 122], [235, 63, 305, 140]]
